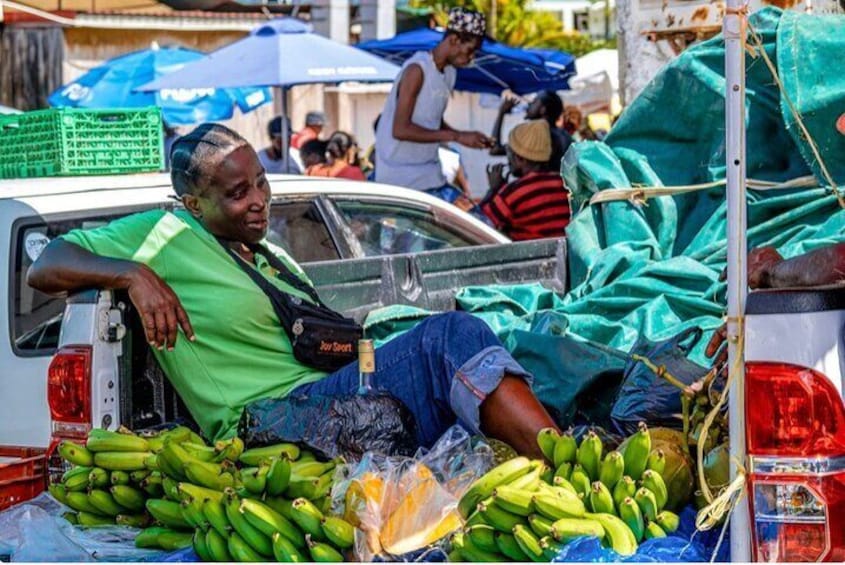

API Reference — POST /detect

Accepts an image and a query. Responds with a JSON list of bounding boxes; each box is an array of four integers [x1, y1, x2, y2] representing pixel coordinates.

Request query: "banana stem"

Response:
[[631, 354, 691, 393]]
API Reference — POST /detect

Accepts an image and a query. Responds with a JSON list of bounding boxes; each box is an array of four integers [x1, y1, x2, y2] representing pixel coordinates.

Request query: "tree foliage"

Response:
[[410, 0, 613, 57]]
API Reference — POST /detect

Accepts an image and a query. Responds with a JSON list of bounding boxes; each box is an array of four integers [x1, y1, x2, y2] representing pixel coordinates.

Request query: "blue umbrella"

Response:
[[138, 18, 399, 91], [357, 28, 576, 96], [48, 45, 272, 126]]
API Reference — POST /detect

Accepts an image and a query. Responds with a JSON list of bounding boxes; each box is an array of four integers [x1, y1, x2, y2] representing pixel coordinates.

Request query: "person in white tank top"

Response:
[[375, 7, 493, 192]]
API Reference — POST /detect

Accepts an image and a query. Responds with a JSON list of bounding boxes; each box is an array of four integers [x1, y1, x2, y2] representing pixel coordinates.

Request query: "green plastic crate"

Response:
[[0, 107, 164, 179]]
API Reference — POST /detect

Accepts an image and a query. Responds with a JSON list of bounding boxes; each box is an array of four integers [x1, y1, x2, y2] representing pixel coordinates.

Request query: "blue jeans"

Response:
[[289, 312, 532, 448]]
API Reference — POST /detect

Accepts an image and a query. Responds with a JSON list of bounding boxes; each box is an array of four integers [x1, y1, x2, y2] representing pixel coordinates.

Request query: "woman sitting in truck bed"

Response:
[[27, 123, 557, 457]]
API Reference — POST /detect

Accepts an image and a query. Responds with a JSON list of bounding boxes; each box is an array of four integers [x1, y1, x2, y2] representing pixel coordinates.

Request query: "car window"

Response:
[[11, 211, 151, 355], [332, 199, 475, 256], [267, 200, 340, 263]]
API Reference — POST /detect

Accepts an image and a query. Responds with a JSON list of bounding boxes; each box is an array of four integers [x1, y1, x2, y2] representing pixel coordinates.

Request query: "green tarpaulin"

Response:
[[365, 7, 845, 425]]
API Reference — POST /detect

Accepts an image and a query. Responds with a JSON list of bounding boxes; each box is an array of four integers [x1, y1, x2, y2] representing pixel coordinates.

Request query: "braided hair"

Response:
[[170, 123, 249, 197]]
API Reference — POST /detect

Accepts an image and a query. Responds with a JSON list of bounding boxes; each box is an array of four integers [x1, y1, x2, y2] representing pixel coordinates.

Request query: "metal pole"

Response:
[[723, 2, 751, 561], [279, 86, 290, 173]]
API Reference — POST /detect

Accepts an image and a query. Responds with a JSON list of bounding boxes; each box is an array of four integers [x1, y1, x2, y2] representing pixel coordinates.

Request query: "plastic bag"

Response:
[[0, 493, 166, 562], [238, 392, 417, 460], [611, 328, 709, 436], [331, 426, 494, 562]]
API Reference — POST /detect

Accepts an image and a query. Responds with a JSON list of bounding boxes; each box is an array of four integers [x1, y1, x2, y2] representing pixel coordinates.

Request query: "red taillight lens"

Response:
[[746, 362, 845, 457], [746, 361, 845, 562], [47, 345, 91, 425]]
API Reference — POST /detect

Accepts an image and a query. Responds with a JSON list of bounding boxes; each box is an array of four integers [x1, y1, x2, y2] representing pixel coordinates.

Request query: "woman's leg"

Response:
[[291, 312, 556, 455]]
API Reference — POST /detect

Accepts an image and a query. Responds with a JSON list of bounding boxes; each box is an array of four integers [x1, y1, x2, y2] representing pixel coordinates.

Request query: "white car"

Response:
[[0, 173, 506, 448]]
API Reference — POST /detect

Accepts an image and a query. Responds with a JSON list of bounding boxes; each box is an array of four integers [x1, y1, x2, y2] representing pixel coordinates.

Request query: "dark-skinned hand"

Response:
[[126, 263, 194, 351], [486, 162, 508, 193], [456, 131, 493, 149]]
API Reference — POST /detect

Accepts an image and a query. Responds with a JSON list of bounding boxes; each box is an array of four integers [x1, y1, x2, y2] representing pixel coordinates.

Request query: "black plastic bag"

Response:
[[238, 392, 418, 461], [610, 327, 709, 436]]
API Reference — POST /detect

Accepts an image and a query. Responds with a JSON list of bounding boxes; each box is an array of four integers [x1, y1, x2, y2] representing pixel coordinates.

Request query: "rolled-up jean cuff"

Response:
[[449, 345, 534, 435]]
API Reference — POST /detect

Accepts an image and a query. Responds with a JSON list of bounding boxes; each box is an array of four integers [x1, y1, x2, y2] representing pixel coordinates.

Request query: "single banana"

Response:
[[162, 477, 181, 501], [575, 431, 603, 482], [178, 482, 225, 504], [110, 485, 146, 512], [536, 428, 560, 463], [228, 531, 268, 561], [135, 526, 173, 548], [88, 467, 110, 488], [184, 460, 234, 492], [495, 531, 530, 560], [284, 474, 320, 500], [646, 449, 666, 476], [58, 440, 94, 467], [290, 497, 326, 541], [549, 517, 605, 543], [63, 468, 92, 492], [76, 511, 114, 526], [477, 500, 525, 533], [640, 469, 668, 510], [88, 488, 128, 516], [158, 529, 196, 550], [633, 487, 658, 522], [306, 533, 345, 562], [654, 510, 680, 534], [62, 512, 78, 525], [64, 491, 104, 515], [552, 476, 577, 494], [205, 526, 233, 561], [492, 485, 535, 516], [599, 451, 625, 488], [512, 523, 545, 562], [213, 437, 245, 463], [192, 528, 213, 562], [531, 492, 585, 521], [568, 464, 592, 498], [585, 512, 638, 556], [239, 498, 305, 549], [241, 464, 271, 495], [527, 513, 553, 537], [115, 513, 151, 528], [93, 451, 152, 472], [110, 470, 130, 486], [181, 442, 217, 462], [588, 481, 615, 514], [554, 462, 573, 482], [622, 422, 651, 481], [457, 456, 533, 518], [264, 497, 295, 521], [618, 497, 644, 542], [146, 498, 192, 529], [552, 430, 577, 469], [225, 490, 274, 556], [239, 443, 301, 466], [202, 497, 232, 537], [160, 441, 194, 479], [266, 457, 292, 497], [644, 521, 667, 540], [86, 429, 150, 452], [321, 516, 354, 550], [507, 462, 543, 492], [272, 531, 307, 563], [612, 475, 637, 509], [465, 524, 498, 553], [290, 460, 333, 477], [539, 465, 555, 485], [48, 482, 69, 505]]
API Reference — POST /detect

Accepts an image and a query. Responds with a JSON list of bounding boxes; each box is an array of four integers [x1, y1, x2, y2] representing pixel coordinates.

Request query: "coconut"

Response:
[[694, 442, 731, 510], [618, 426, 694, 511]]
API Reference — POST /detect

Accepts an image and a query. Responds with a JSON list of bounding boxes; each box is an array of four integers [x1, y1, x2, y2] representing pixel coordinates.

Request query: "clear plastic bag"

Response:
[[330, 426, 494, 562], [0, 492, 165, 562]]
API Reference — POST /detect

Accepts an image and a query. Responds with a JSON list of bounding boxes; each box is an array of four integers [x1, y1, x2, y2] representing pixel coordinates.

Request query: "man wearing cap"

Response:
[[291, 111, 326, 150], [258, 116, 303, 175], [481, 120, 571, 241], [375, 7, 493, 196]]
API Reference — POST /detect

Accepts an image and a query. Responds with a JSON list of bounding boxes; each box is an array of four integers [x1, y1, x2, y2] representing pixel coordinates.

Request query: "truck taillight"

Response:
[[47, 345, 92, 437], [746, 361, 845, 562]]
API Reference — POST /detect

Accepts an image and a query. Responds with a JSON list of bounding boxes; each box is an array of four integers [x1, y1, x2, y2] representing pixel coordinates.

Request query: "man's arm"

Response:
[[489, 98, 517, 156], [27, 239, 194, 349], [392, 65, 491, 149], [753, 243, 845, 288]]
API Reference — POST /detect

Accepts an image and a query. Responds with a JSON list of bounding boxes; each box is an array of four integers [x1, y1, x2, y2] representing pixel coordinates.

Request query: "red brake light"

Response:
[[746, 361, 845, 562], [47, 345, 91, 425], [746, 362, 845, 457]]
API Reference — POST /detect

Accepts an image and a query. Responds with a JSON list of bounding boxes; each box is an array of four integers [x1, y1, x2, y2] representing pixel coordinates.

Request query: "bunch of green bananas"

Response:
[[450, 423, 681, 561], [50, 426, 200, 528]]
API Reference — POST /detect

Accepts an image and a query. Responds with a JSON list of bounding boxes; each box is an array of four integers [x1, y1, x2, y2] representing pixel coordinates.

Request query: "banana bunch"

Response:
[[49, 426, 199, 528], [450, 424, 682, 561]]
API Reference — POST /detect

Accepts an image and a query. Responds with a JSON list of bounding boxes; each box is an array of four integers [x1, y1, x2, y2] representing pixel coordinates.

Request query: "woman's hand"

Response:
[[125, 264, 194, 350]]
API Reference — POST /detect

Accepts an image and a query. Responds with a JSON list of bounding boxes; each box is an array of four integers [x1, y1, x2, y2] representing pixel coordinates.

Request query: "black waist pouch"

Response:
[[220, 240, 362, 372]]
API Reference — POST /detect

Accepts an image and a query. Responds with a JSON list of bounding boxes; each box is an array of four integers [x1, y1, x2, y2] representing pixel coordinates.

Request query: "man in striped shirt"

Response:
[[481, 120, 571, 241]]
